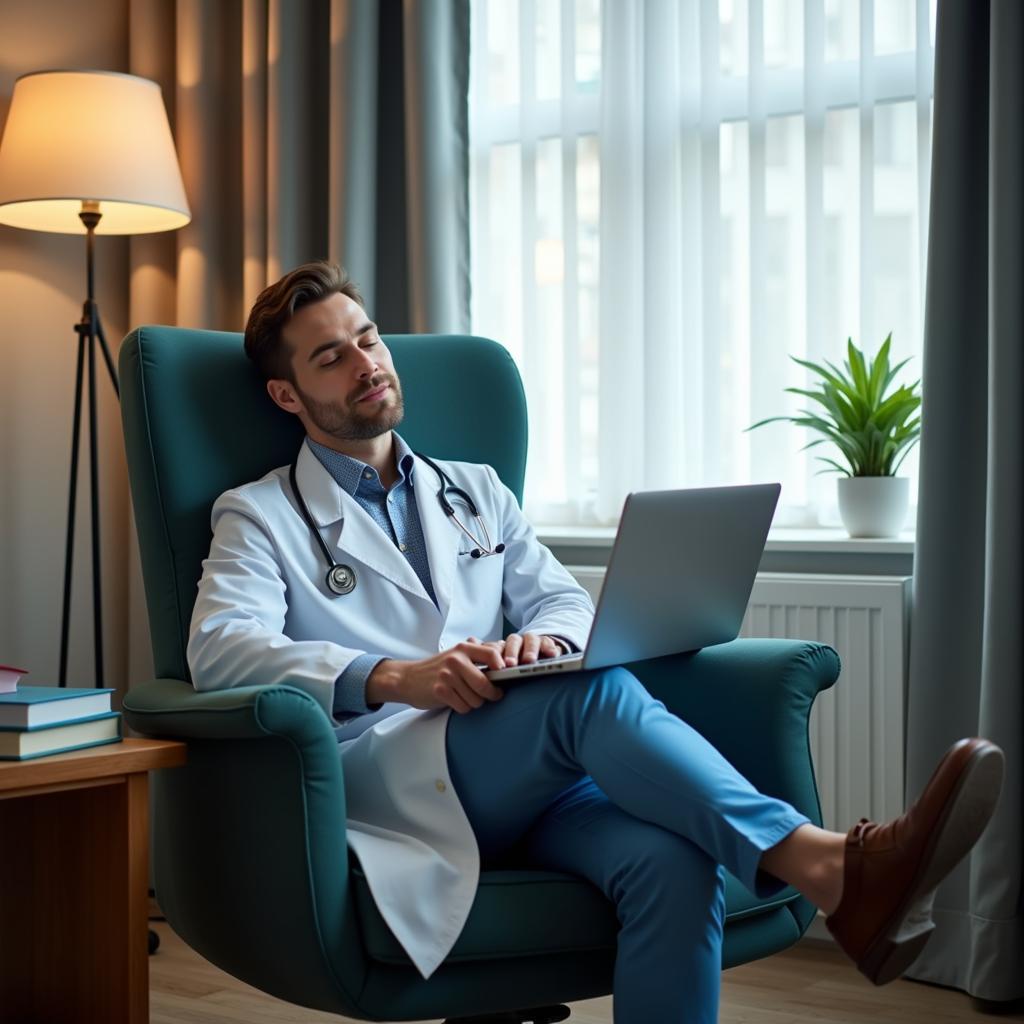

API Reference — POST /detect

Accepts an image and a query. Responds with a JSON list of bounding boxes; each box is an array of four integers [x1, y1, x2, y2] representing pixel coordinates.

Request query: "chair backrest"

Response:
[[119, 327, 528, 682]]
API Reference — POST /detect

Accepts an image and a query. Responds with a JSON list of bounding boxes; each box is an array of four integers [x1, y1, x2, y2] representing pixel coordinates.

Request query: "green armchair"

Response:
[[118, 325, 840, 1022]]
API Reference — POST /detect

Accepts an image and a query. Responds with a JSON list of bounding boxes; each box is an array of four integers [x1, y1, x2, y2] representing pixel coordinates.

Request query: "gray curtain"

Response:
[[123, 0, 470, 685], [905, 0, 1023, 1002], [126, 0, 469, 334]]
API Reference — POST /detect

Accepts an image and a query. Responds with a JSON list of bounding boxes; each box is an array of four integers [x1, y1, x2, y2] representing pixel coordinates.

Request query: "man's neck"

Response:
[[308, 430, 398, 488]]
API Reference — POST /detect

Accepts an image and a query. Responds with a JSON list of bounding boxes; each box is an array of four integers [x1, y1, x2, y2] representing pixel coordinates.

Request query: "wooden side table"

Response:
[[0, 737, 186, 1023]]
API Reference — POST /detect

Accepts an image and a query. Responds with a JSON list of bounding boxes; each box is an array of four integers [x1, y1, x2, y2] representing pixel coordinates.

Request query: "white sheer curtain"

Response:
[[469, 0, 934, 527]]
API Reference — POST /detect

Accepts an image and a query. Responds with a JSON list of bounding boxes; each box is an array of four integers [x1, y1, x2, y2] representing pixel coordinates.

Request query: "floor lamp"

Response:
[[0, 70, 190, 688]]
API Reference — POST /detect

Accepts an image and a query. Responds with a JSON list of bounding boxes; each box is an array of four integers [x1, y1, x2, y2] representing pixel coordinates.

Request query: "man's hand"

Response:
[[468, 632, 562, 667], [366, 641, 506, 714]]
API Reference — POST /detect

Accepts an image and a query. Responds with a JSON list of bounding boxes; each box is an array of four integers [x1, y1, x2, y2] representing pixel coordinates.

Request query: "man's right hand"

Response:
[[365, 641, 506, 714]]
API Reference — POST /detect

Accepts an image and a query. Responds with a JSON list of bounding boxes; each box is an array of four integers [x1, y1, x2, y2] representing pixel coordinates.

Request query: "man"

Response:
[[189, 260, 1003, 1023]]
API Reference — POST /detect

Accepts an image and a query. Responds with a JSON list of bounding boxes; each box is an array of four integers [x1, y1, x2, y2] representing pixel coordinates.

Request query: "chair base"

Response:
[[444, 1007, 570, 1024]]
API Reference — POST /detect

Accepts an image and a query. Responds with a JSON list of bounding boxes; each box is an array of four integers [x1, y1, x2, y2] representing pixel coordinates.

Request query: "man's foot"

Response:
[[826, 737, 1004, 986]]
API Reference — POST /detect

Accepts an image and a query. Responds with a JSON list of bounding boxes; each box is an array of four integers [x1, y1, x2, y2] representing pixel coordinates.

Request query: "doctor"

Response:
[[189, 261, 1003, 1023]]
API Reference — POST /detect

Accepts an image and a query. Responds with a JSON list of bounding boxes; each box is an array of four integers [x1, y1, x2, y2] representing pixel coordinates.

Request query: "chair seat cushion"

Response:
[[352, 864, 800, 965]]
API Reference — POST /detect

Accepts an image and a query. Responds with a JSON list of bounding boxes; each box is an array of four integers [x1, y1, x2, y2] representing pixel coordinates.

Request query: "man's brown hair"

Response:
[[244, 260, 364, 382]]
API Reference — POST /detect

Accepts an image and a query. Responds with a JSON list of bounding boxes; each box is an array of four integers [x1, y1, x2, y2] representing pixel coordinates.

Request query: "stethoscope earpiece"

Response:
[[290, 448, 504, 598]]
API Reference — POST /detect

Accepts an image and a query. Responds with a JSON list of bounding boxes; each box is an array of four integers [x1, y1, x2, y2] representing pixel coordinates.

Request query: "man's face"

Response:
[[269, 291, 404, 442]]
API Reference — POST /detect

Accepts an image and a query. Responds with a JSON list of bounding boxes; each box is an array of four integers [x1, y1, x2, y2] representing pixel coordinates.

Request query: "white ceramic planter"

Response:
[[837, 476, 910, 538]]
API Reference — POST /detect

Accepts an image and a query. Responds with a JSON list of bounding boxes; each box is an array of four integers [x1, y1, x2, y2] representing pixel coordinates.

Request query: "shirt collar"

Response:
[[306, 432, 415, 496]]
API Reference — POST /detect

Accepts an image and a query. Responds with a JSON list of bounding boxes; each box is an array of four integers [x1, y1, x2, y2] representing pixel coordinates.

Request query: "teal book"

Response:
[[0, 686, 114, 729], [0, 711, 122, 761]]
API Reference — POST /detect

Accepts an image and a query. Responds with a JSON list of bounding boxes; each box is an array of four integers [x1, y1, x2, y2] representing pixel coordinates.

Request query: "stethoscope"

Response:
[[289, 451, 505, 596]]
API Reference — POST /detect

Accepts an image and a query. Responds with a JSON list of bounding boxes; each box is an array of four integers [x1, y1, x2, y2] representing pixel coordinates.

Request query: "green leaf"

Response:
[[820, 388, 862, 433], [785, 386, 833, 404], [784, 387, 843, 428], [847, 338, 870, 395], [866, 334, 892, 407], [790, 355, 851, 394], [746, 415, 792, 431], [873, 389, 921, 433], [881, 356, 913, 396], [789, 422, 850, 465], [820, 357, 868, 405], [814, 456, 853, 477]]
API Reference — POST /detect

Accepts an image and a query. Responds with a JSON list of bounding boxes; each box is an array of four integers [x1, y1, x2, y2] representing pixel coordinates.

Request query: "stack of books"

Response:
[[0, 685, 122, 761]]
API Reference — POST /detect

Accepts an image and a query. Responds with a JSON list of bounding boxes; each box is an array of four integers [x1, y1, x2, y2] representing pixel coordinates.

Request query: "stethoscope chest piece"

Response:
[[290, 457, 360, 597], [327, 563, 357, 596]]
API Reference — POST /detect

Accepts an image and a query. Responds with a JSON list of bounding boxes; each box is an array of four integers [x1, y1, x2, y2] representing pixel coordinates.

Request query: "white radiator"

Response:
[[742, 573, 912, 830], [566, 568, 913, 831]]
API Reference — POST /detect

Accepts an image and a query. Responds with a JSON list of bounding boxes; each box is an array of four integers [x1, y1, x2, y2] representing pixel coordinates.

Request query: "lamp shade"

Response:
[[0, 69, 190, 235]]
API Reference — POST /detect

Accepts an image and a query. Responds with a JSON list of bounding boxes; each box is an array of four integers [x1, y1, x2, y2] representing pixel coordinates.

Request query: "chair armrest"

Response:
[[124, 678, 369, 1011], [627, 638, 840, 824], [122, 676, 335, 744]]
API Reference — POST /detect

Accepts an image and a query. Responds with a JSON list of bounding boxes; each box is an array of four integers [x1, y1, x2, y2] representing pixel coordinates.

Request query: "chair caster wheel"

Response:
[[444, 1007, 570, 1024], [148, 928, 160, 955]]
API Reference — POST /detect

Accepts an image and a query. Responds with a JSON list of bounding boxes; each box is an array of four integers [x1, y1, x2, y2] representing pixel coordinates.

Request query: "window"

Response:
[[469, 0, 936, 528]]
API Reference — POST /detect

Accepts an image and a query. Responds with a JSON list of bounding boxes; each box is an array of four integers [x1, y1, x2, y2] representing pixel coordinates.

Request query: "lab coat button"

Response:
[[399, 543, 408, 552], [435, 779, 447, 793]]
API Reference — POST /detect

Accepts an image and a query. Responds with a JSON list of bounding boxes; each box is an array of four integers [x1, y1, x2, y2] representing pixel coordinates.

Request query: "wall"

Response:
[[0, 0, 132, 695]]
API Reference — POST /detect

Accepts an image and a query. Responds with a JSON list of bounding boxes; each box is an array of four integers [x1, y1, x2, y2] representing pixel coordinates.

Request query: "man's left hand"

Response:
[[466, 632, 562, 667]]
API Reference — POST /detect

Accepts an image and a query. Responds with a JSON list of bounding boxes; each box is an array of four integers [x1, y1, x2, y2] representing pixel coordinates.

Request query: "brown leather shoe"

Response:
[[826, 737, 1004, 986]]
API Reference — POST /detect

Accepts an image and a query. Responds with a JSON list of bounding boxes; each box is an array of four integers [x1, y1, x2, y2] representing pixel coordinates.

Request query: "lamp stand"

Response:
[[58, 205, 120, 688]]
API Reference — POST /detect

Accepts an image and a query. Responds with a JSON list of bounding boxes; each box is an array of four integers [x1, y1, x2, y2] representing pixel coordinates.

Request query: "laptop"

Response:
[[486, 482, 781, 683]]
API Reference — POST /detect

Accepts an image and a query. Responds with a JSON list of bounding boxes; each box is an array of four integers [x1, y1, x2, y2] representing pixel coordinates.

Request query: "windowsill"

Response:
[[537, 525, 916, 556]]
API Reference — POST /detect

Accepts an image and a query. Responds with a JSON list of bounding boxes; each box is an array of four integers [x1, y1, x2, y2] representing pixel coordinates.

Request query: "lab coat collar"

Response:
[[292, 442, 430, 604], [294, 440, 347, 528]]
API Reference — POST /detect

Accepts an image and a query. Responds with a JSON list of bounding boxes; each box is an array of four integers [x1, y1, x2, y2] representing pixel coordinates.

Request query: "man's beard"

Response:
[[296, 373, 405, 441]]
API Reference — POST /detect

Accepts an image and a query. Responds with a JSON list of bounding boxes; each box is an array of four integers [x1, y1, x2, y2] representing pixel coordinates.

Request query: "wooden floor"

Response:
[[149, 924, 1023, 1023]]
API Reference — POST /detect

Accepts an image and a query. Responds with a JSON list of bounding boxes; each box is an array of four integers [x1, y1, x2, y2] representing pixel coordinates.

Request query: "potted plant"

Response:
[[748, 335, 922, 538]]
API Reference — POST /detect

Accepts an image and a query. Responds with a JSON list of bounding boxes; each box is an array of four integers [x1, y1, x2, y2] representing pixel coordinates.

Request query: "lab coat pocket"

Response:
[[449, 543, 506, 639]]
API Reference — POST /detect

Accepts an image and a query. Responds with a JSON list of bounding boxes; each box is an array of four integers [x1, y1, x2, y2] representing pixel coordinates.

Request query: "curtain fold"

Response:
[[904, 0, 1023, 1001], [328, 0, 379, 305], [127, 0, 469, 330], [124, 0, 470, 681], [402, 0, 471, 332]]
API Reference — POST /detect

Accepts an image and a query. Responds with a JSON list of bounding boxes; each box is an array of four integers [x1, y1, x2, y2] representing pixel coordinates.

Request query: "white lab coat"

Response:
[[187, 441, 594, 978]]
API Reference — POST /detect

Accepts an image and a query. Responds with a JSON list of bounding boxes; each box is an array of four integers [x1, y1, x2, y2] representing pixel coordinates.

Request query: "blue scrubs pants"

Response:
[[445, 666, 810, 1024]]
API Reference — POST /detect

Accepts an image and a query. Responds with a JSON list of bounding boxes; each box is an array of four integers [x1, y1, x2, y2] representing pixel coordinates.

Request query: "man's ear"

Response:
[[267, 377, 303, 416]]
